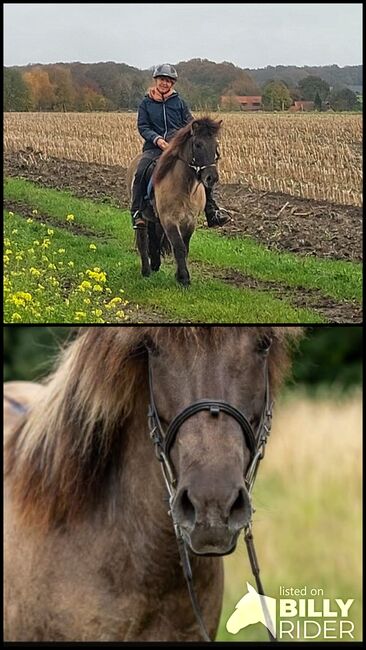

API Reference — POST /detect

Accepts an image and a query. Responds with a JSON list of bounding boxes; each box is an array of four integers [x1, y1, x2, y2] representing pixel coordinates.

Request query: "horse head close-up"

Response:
[[4, 326, 301, 642], [127, 117, 222, 286]]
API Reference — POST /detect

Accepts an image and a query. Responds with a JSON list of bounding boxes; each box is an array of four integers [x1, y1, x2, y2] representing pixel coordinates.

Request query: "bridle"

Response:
[[147, 343, 277, 642], [184, 139, 220, 180]]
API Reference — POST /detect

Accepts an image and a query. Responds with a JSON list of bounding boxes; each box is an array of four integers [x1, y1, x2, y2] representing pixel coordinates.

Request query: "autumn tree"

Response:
[[47, 66, 76, 111], [23, 68, 56, 110], [77, 86, 109, 111]]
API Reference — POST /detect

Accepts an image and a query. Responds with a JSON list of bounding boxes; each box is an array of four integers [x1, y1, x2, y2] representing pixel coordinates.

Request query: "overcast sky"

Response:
[[4, 3, 363, 70]]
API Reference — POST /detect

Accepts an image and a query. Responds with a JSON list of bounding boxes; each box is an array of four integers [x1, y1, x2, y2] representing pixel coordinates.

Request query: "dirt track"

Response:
[[4, 148, 362, 262]]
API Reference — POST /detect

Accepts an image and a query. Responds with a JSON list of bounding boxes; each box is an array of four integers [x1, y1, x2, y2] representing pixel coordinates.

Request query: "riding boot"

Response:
[[204, 187, 231, 227]]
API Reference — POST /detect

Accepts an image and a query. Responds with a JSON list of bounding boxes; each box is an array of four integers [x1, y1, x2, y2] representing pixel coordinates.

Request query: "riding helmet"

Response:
[[152, 63, 178, 80]]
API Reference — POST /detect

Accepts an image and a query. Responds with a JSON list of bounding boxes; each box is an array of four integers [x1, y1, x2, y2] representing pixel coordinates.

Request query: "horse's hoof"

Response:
[[151, 264, 161, 272], [177, 277, 190, 287], [142, 267, 151, 277]]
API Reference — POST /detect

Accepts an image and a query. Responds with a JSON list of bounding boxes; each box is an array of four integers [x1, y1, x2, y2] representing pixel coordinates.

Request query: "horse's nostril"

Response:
[[228, 487, 251, 528], [231, 489, 245, 513], [178, 489, 196, 526]]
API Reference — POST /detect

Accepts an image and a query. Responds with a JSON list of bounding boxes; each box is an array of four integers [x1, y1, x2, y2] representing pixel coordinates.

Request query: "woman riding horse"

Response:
[[131, 63, 231, 230]]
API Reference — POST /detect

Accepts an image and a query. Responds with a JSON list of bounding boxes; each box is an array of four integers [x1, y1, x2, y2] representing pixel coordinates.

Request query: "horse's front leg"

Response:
[[148, 222, 161, 272], [165, 224, 190, 287], [136, 228, 151, 277]]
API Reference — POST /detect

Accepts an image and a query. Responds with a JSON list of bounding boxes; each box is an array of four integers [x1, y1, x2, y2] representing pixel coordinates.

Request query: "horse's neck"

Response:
[[100, 406, 182, 587], [170, 158, 198, 193]]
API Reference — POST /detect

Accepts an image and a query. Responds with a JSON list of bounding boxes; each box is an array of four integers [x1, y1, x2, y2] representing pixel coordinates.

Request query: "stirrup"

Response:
[[132, 211, 146, 230], [206, 208, 231, 228]]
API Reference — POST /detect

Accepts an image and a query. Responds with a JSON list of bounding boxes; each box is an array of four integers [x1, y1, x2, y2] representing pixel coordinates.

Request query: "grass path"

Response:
[[4, 178, 362, 323]]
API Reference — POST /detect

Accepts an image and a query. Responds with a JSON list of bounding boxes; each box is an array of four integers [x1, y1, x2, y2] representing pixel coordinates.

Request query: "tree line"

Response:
[[3, 59, 362, 112], [3, 327, 362, 393]]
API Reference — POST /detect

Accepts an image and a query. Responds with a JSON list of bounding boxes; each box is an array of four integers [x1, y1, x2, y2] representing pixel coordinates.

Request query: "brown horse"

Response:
[[127, 117, 222, 286], [4, 326, 301, 641]]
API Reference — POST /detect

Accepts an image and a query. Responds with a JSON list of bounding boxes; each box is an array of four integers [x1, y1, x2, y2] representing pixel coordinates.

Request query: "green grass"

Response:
[[4, 177, 361, 323]]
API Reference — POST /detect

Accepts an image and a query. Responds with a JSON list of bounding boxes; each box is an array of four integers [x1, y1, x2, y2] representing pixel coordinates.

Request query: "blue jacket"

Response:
[[137, 91, 193, 151]]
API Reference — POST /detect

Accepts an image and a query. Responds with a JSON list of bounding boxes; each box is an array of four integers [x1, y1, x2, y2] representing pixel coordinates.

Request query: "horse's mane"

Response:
[[5, 326, 302, 532], [153, 116, 222, 185]]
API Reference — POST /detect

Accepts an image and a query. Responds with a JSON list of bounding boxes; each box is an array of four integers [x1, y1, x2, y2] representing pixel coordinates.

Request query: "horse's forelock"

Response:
[[193, 117, 222, 137]]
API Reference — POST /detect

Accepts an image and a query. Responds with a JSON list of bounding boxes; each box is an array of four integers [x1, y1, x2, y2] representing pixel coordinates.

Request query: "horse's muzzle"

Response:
[[172, 483, 252, 555], [201, 167, 219, 189], [182, 525, 241, 556]]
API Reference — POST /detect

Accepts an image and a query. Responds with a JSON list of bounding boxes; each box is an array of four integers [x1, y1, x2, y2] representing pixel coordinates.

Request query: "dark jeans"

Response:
[[131, 149, 162, 214], [131, 149, 219, 216]]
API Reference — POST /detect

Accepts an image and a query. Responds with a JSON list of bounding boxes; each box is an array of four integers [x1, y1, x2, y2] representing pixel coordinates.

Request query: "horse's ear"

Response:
[[247, 581, 257, 594], [190, 120, 199, 134]]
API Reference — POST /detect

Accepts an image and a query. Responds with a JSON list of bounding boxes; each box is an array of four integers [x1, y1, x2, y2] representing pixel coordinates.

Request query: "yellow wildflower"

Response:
[[13, 291, 32, 302], [68, 261, 74, 267], [93, 284, 103, 292], [66, 214, 75, 221], [32, 209, 38, 215], [11, 313, 22, 322], [78, 280, 92, 291], [74, 311, 87, 321], [47, 229, 54, 236], [107, 297, 122, 308], [27, 218, 33, 224], [89, 244, 97, 250]]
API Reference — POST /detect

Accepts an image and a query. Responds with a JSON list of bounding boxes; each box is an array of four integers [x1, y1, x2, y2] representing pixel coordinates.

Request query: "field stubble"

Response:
[[4, 111, 362, 207]]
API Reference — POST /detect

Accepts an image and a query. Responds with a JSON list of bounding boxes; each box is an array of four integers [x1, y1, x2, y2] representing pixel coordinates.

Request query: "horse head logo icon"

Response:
[[226, 582, 276, 637]]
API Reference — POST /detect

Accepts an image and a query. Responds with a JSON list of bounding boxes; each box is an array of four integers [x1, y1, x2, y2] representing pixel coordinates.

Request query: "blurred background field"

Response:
[[218, 388, 362, 641], [3, 326, 362, 642]]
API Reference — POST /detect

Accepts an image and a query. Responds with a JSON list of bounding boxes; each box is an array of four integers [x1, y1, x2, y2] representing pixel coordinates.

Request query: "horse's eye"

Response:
[[257, 335, 272, 355], [143, 336, 159, 356], [195, 142, 202, 149]]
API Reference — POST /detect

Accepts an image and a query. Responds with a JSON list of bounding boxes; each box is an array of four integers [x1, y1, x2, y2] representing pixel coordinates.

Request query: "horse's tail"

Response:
[[148, 222, 171, 257], [160, 232, 171, 257]]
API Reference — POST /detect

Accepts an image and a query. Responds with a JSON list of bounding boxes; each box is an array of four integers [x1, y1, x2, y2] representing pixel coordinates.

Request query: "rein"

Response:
[[147, 348, 277, 642]]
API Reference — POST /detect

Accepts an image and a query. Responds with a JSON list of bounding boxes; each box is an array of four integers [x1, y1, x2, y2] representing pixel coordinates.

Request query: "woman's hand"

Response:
[[156, 138, 169, 150]]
